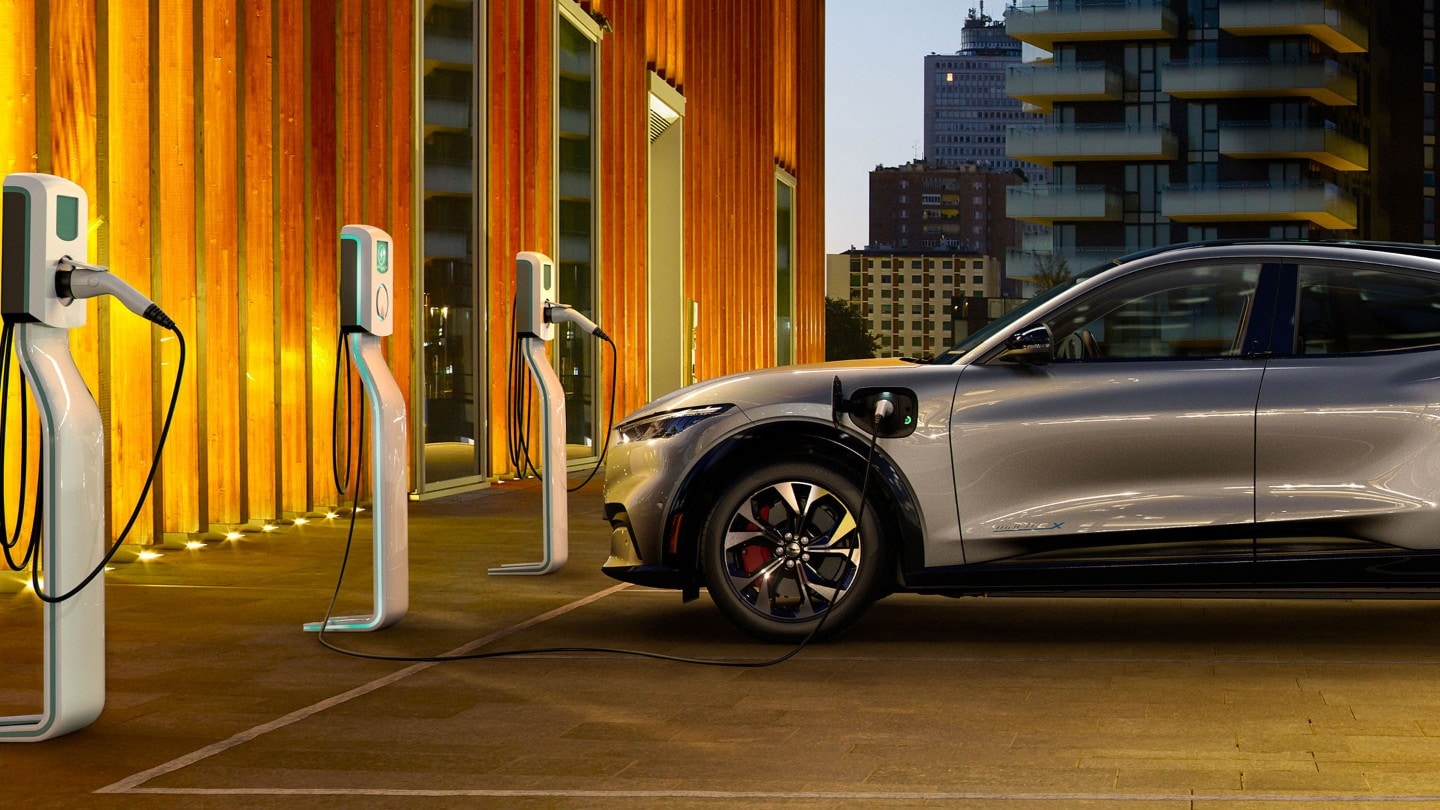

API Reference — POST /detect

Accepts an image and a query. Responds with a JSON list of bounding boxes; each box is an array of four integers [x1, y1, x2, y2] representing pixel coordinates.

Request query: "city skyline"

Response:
[[825, 0, 987, 255]]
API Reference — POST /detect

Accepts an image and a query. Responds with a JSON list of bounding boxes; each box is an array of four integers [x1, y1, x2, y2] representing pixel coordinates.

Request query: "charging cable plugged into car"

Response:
[[313, 305, 901, 668]]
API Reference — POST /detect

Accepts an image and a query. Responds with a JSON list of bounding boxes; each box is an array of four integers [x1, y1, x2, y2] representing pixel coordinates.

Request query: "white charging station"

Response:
[[305, 224, 409, 632], [0, 173, 107, 741], [490, 251, 569, 575]]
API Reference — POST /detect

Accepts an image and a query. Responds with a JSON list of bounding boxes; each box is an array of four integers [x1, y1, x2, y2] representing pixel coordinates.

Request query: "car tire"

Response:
[[701, 461, 885, 642]]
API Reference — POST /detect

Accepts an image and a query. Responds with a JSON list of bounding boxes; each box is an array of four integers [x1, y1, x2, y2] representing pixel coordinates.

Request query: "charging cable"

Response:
[[505, 296, 617, 492], [315, 380, 890, 669], [0, 322, 40, 571], [2, 260, 187, 602], [331, 330, 361, 495]]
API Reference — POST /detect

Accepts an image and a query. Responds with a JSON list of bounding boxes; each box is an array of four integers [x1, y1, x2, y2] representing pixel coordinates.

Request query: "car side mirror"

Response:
[[997, 324, 1053, 366]]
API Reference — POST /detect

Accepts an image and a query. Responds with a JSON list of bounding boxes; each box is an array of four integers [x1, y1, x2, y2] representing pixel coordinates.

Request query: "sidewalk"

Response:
[[5, 478, 1440, 808]]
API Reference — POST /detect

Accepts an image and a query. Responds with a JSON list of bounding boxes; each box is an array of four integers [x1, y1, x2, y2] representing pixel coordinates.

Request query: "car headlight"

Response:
[[615, 404, 734, 444]]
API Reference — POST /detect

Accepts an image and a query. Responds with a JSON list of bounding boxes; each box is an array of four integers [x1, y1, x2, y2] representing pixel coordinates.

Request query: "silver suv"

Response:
[[602, 241, 1440, 640]]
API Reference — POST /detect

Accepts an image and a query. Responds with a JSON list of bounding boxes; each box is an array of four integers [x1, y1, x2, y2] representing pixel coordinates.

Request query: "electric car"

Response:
[[602, 241, 1440, 641]]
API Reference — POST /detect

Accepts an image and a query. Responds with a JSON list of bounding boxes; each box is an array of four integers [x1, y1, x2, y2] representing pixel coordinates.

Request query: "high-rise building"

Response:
[[924, 8, 1047, 180], [1002, 0, 1427, 276]]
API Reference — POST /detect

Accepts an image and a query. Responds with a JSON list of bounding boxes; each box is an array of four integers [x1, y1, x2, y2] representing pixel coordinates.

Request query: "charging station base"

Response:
[[0, 323, 107, 742], [489, 335, 568, 575], [304, 332, 408, 632]]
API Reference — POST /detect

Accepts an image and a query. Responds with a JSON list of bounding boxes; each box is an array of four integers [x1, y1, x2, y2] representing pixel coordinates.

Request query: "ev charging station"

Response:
[[490, 251, 606, 576], [304, 224, 409, 632], [0, 173, 178, 742], [491, 251, 567, 575]]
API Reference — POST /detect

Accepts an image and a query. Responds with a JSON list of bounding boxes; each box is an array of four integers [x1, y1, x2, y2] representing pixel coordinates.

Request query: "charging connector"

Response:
[[55, 258, 175, 329], [545, 302, 610, 343], [871, 394, 896, 424]]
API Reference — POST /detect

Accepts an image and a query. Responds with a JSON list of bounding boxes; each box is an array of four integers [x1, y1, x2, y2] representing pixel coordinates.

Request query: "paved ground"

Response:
[[5, 478, 1440, 808]]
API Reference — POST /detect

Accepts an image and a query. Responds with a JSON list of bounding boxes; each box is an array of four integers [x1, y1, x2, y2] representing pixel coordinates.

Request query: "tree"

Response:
[[825, 297, 881, 360], [1033, 252, 1072, 293]]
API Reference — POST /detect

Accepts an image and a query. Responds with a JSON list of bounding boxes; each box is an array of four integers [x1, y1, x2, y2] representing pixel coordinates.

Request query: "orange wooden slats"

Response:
[[51, 0, 101, 410], [156, 0, 201, 535], [310, 0, 340, 506], [241, 0, 277, 521], [202, 0, 242, 525], [486, 0, 555, 474], [0, 0, 39, 539], [387, 0, 414, 491], [103, 0, 156, 542], [795, 0, 826, 363], [1, 1, 417, 538], [276, 0, 309, 512]]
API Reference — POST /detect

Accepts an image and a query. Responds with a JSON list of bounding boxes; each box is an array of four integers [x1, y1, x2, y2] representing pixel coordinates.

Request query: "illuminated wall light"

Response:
[[262, 524, 278, 532], [185, 540, 206, 550], [226, 531, 244, 541], [137, 550, 163, 561], [324, 511, 339, 520], [292, 517, 309, 526]]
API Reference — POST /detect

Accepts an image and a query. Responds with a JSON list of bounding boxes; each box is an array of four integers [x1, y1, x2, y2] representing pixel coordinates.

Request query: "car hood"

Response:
[[617, 358, 927, 425]]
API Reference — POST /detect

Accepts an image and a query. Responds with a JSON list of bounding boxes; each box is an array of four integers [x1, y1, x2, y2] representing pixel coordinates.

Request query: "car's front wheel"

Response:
[[701, 462, 884, 642]]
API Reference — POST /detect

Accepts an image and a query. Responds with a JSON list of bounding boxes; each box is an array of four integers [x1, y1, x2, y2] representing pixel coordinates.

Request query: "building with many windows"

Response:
[[869, 161, 1039, 294], [1002, 0, 1426, 273], [828, 248, 1000, 358], [924, 9, 1047, 180]]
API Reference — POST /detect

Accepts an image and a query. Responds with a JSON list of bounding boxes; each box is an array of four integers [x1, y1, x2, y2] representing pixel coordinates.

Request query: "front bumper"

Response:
[[601, 513, 690, 589]]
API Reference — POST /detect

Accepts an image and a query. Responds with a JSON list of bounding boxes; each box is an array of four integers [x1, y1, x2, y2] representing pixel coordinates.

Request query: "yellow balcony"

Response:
[[1219, 0, 1368, 54], [1218, 124, 1368, 171], [1162, 58, 1358, 106], [1161, 181, 1358, 230], [1006, 62, 1124, 112], [1006, 123, 1180, 167], [1007, 184, 1122, 223], [1005, 0, 1180, 50]]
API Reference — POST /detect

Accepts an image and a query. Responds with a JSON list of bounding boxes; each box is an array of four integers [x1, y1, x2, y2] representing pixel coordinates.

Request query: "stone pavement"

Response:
[[4, 477, 1440, 808]]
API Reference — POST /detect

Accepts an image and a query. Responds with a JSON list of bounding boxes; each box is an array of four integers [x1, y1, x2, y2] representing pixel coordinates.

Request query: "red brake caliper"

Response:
[[740, 504, 774, 574]]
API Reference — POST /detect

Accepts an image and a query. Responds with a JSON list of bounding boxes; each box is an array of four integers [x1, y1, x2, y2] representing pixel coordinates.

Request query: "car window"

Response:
[[1294, 264, 1440, 355], [1045, 263, 1261, 361]]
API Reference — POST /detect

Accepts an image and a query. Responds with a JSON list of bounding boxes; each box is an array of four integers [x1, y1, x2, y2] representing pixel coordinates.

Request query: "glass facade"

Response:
[[776, 178, 794, 365], [556, 11, 599, 453], [419, 0, 482, 488]]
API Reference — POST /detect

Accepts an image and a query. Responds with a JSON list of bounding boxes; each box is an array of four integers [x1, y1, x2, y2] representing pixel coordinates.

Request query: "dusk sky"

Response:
[[825, 0, 988, 255]]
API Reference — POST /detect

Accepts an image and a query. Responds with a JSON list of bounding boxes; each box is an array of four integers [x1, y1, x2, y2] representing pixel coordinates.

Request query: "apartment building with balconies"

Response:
[[1002, 0, 1425, 268]]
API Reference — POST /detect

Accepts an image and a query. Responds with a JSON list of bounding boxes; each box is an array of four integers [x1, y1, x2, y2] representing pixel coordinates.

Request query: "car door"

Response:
[[948, 260, 1272, 568], [1256, 260, 1440, 557]]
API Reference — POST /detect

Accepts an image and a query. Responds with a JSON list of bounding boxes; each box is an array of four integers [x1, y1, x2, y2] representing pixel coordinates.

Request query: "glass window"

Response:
[[1047, 263, 1261, 361], [1294, 265, 1440, 355], [420, 3, 480, 488], [557, 10, 600, 452], [776, 177, 795, 365]]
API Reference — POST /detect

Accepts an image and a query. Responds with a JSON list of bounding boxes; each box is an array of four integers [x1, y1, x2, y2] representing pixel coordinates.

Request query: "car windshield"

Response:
[[931, 274, 1088, 364]]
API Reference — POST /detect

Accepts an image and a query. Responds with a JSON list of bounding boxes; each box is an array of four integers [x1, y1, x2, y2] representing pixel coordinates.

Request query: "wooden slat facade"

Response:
[[485, 0, 826, 471], [1, 0, 822, 538], [0, 0, 415, 541]]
